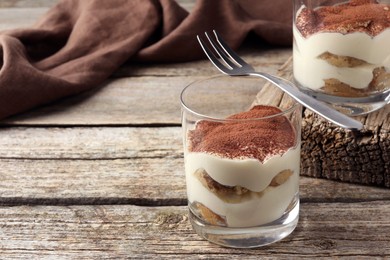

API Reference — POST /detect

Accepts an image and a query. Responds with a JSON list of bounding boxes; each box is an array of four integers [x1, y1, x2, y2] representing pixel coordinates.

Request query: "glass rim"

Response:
[[180, 75, 301, 122]]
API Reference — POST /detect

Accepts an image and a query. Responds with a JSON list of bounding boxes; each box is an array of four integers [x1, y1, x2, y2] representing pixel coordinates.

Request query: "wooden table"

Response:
[[0, 1, 389, 259]]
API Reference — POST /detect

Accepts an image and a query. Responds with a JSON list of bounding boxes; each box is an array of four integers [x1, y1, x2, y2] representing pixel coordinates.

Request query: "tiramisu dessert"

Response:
[[293, 0, 390, 97], [184, 105, 300, 228]]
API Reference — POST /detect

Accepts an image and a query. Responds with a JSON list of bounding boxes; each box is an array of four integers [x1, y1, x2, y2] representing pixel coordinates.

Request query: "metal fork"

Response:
[[197, 30, 363, 130]]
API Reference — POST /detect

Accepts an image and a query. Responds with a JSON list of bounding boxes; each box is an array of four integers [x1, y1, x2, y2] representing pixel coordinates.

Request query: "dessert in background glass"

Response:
[[180, 75, 302, 248], [293, 0, 390, 115]]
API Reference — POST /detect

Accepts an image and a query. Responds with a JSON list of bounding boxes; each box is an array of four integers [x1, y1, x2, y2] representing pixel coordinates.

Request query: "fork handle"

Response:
[[249, 72, 363, 130]]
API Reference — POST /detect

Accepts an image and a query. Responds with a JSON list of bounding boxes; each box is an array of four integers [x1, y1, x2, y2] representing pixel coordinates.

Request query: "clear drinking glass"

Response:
[[293, 0, 390, 116], [180, 75, 302, 248]]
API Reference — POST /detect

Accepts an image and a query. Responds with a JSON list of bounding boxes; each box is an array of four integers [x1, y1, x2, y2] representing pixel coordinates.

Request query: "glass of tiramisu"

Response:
[[293, 0, 390, 115], [180, 75, 302, 248]]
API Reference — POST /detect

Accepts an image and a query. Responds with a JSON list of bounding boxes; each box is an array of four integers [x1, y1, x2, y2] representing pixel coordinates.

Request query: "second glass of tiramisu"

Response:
[[180, 75, 302, 248], [293, 0, 390, 115]]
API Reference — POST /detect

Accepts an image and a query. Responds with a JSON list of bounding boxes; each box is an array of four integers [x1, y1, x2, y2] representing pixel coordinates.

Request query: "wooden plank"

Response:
[[0, 0, 56, 8], [0, 158, 187, 205], [0, 49, 292, 126], [0, 203, 388, 258], [0, 127, 389, 204], [1, 157, 390, 205], [1, 76, 199, 126], [0, 8, 49, 31], [0, 127, 183, 159], [114, 48, 292, 77]]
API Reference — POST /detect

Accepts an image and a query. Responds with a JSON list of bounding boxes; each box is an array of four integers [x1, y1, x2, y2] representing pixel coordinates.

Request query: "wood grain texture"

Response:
[[0, 2, 389, 258], [0, 49, 291, 126], [0, 127, 389, 206], [0, 203, 388, 259], [0, 156, 388, 205], [0, 0, 56, 8], [302, 108, 390, 187]]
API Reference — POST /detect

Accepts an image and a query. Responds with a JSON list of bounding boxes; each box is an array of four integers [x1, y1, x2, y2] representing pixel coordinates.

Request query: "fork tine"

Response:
[[196, 35, 231, 75], [213, 30, 248, 67], [204, 32, 237, 69]]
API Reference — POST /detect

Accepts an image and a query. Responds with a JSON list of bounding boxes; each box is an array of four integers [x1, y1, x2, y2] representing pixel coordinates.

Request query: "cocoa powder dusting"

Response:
[[296, 0, 390, 37], [188, 105, 296, 163]]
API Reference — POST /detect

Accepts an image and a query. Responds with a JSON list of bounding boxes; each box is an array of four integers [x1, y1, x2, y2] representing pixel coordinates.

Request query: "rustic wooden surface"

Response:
[[0, 1, 389, 259]]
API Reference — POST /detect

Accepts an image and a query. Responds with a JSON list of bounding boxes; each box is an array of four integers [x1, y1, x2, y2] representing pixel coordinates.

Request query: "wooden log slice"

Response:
[[255, 57, 390, 188]]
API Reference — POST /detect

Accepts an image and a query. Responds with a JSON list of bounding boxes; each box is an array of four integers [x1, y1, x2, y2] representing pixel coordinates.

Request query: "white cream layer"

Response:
[[293, 25, 390, 90], [185, 148, 300, 227]]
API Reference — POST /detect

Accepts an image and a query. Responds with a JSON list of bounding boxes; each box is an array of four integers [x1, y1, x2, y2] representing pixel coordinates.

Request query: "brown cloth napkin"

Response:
[[0, 0, 292, 120]]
